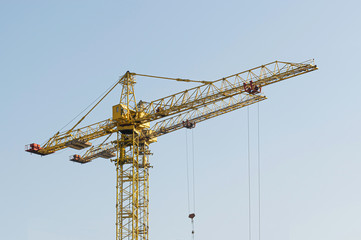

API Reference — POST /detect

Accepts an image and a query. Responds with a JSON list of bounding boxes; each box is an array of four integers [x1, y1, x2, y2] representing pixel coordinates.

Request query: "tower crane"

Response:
[[25, 60, 318, 240]]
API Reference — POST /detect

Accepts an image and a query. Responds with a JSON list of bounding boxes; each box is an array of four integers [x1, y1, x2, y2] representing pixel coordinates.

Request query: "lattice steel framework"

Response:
[[25, 59, 318, 240], [115, 130, 140, 240]]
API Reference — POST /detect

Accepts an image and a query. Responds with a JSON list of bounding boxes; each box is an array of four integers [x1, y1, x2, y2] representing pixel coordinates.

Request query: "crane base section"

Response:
[[65, 140, 92, 150]]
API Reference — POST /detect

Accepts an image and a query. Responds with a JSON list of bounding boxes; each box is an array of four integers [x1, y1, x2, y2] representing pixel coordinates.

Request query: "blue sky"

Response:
[[1, 0, 361, 240]]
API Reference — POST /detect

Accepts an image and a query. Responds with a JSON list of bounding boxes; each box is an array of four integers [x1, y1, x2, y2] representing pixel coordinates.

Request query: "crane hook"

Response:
[[188, 213, 196, 237]]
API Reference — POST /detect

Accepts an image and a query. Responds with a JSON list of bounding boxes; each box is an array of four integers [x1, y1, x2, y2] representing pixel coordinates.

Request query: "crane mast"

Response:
[[25, 60, 318, 240]]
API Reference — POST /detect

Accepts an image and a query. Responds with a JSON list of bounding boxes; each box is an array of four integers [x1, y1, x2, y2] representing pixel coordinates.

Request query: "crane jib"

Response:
[[25, 61, 317, 156]]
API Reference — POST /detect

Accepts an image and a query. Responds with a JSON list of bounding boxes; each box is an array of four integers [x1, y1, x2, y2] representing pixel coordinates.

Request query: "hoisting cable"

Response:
[[185, 128, 196, 240], [192, 129, 196, 214], [257, 103, 261, 240], [191, 128, 196, 240], [247, 106, 252, 240], [185, 129, 191, 214], [246, 104, 262, 240]]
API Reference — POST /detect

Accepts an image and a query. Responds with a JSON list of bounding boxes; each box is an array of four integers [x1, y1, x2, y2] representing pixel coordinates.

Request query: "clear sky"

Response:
[[1, 0, 361, 240]]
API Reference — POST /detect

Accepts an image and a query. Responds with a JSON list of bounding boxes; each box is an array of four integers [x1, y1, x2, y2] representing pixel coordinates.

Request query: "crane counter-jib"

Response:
[[25, 118, 116, 155]]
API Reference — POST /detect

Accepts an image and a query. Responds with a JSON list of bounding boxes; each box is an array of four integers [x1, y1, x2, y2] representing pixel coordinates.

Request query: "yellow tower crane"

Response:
[[25, 59, 318, 240]]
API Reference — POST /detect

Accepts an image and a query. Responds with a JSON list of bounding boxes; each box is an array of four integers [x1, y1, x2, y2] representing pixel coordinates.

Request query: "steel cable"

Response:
[[247, 106, 252, 240], [257, 103, 261, 240]]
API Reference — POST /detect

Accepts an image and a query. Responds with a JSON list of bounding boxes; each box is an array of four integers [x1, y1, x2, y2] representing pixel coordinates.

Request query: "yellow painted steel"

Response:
[[38, 60, 317, 155], [81, 94, 267, 163], [114, 130, 141, 240], [26, 60, 318, 240]]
